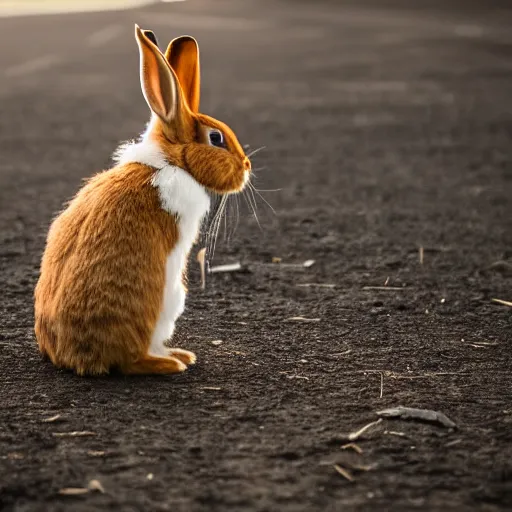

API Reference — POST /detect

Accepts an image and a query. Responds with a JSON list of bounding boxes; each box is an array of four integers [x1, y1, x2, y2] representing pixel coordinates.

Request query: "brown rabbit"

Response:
[[34, 26, 251, 376]]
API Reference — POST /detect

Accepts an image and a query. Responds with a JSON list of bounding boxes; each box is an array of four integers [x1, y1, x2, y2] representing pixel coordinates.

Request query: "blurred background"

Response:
[[1, 0, 510, 264]]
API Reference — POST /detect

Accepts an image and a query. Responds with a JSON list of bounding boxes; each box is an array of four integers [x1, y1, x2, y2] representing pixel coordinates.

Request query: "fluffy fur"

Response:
[[116, 137, 211, 357], [34, 26, 250, 375]]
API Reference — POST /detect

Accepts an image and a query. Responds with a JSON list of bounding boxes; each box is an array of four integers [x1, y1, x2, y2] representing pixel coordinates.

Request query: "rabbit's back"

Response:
[[34, 163, 178, 375]]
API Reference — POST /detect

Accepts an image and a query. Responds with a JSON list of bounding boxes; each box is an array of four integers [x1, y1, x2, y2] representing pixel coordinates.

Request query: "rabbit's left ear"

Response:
[[142, 29, 159, 48], [135, 25, 182, 123], [165, 36, 200, 113]]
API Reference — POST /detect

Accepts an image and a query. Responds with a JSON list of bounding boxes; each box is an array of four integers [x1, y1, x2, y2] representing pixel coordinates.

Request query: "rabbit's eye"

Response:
[[208, 129, 226, 148]]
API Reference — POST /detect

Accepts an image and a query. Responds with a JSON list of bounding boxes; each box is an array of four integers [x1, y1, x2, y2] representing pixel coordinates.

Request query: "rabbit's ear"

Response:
[[135, 25, 181, 122], [165, 36, 200, 113], [142, 29, 159, 48]]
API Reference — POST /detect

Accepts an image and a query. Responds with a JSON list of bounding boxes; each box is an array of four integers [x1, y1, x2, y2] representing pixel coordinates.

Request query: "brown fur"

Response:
[[34, 26, 250, 376], [35, 164, 178, 375]]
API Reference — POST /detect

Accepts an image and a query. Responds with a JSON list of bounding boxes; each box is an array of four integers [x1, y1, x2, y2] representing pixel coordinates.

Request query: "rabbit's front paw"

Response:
[[166, 348, 197, 365]]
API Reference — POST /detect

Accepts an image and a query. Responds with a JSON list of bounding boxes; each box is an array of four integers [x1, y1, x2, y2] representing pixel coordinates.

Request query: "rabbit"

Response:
[[34, 26, 251, 376]]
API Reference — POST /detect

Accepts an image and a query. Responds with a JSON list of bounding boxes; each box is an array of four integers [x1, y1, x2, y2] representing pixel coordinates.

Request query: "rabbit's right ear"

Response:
[[135, 25, 181, 123]]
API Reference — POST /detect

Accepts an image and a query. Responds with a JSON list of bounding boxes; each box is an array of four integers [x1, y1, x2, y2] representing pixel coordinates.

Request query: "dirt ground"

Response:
[[0, 0, 511, 510]]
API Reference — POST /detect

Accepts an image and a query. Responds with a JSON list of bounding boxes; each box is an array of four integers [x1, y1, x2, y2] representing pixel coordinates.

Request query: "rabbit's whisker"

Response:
[[249, 181, 276, 215], [243, 187, 262, 232], [246, 146, 266, 158]]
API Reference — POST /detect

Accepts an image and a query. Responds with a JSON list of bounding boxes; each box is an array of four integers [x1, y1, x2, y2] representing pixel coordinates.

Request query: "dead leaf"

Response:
[[211, 340, 223, 346], [303, 259, 315, 268], [376, 406, 456, 428]]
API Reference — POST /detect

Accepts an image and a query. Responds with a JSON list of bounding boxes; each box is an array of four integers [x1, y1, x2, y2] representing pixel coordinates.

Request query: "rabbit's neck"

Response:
[[113, 137, 210, 249]]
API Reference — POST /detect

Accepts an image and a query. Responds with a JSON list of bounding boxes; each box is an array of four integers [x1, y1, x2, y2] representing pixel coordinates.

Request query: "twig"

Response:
[[42, 414, 61, 423], [348, 418, 383, 441], [58, 488, 89, 496], [445, 439, 462, 447], [285, 317, 321, 323], [491, 298, 512, 307], [419, 246, 424, 265], [88, 480, 105, 493], [197, 248, 206, 290], [209, 262, 242, 273], [87, 450, 105, 457], [363, 286, 403, 291], [52, 431, 96, 437], [296, 283, 336, 288], [341, 443, 363, 454], [348, 462, 377, 471], [333, 464, 354, 482], [384, 430, 407, 438], [379, 372, 383, 399]]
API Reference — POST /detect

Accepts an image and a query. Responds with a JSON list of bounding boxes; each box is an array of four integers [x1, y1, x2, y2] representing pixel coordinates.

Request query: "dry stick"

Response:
[[87, 450, 105, 457], [341, 443, 363, 454], [209, 262, 242, 273], [296, 283, 336, 288], [285, 317, 321, 323], [491, 298, 512, 307], [88, 480, 105, 493], [197, 248, 206, 290], [419, 246, 424, 265], [379, 372, 384, 399], [42, 414, 61, 423], [333, 464, 354, 482], [384, 430, 407, 437], [58, 488, 90, 496], [348, 418, 383, 441], [363, 286, 404, 291], [52, 431, 96, 437]]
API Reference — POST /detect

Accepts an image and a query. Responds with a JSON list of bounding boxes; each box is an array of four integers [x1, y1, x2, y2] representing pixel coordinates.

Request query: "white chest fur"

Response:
[[114, 137, 210, 354]]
